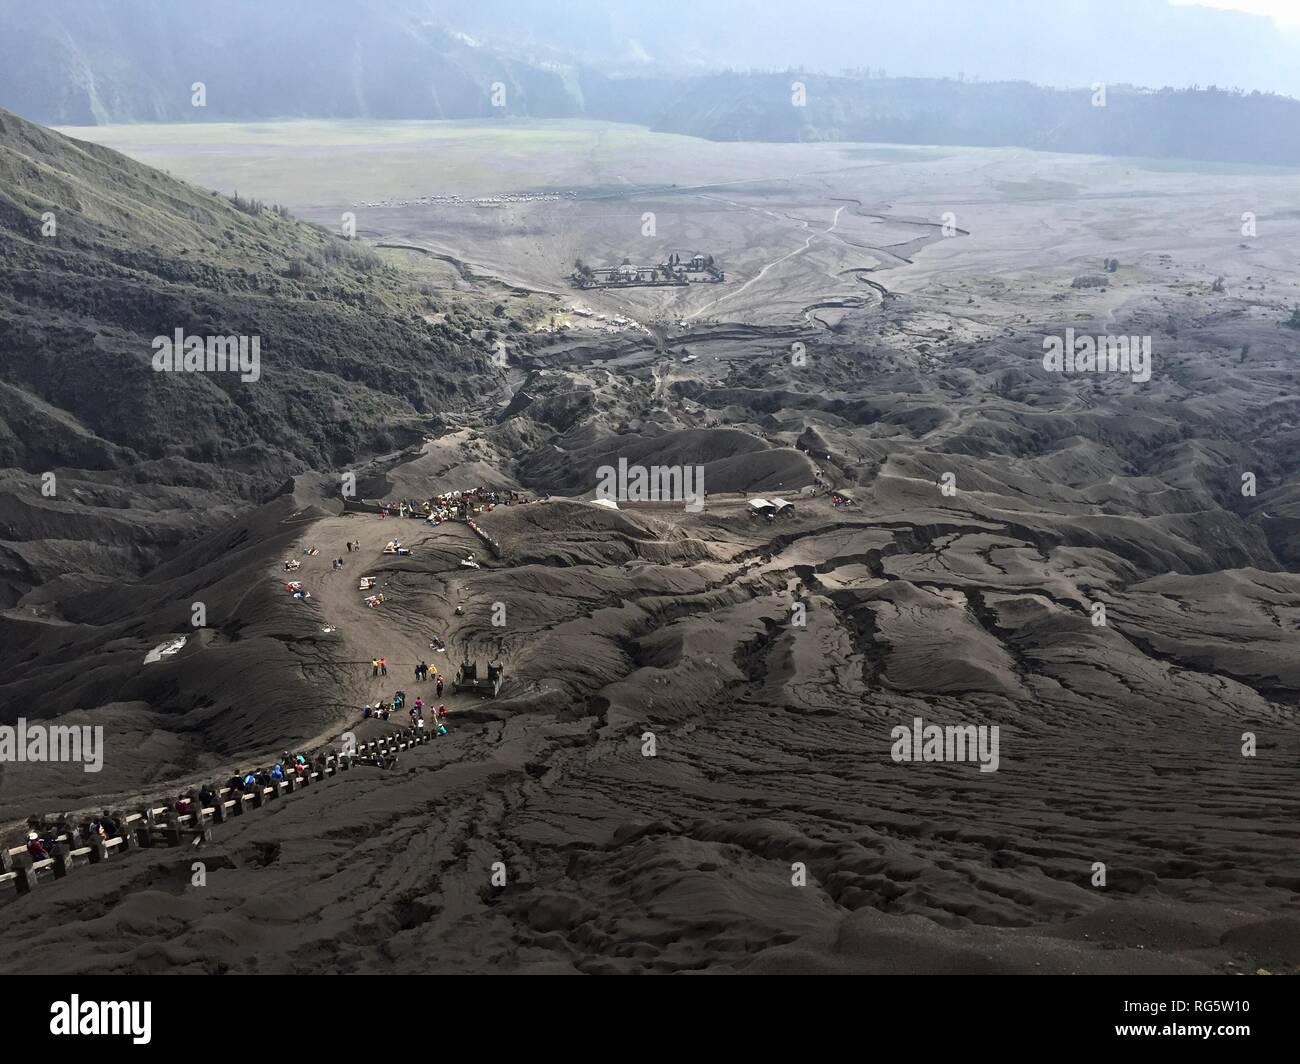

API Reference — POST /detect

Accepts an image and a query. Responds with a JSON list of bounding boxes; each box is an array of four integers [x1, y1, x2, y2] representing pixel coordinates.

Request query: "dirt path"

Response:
[[687, 204, 847, 321], [295, 512, 492, 714]]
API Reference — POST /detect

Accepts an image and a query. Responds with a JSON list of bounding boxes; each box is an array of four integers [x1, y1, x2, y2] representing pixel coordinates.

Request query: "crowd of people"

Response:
[[14, 485, 520, 874], [24, 828, 58, 861], [414, 660, 446, 696], [13, 727, 420, 865], [24, 810, 126, 860], [464, 520, 500, 554], [17, 757, 334, 863], [363, 690, 449, 736], [370, 487, 528, 526], [220, 751, 315, 797]]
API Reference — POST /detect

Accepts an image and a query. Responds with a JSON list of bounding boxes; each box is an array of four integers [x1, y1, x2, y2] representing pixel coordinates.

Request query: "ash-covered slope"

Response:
[[1, 104, 1298, 974], [0, 105, 505, 604], [0, 108, 510, 814]]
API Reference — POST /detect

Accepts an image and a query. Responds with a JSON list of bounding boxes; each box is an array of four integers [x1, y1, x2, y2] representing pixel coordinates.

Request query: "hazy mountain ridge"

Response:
[[0, 0, 575, 125], [4, 1, 1300, 166], [648, 76, 1300, 166]]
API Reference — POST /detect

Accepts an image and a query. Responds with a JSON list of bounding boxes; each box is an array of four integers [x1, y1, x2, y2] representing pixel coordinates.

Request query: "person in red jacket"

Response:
[[26, 831, 49, 861]]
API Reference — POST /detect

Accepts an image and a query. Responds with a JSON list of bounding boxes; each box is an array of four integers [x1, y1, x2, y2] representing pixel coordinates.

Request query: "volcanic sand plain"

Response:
[[4, 120, 1298, 974]]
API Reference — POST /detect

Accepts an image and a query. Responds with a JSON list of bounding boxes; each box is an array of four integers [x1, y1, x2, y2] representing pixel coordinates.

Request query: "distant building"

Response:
[[571, 252, 722, 289], [749, 497, 795, 520]]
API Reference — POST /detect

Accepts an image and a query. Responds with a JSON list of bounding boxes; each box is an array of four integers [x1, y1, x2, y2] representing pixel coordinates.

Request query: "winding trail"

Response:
[[687, 205, 847, 321]]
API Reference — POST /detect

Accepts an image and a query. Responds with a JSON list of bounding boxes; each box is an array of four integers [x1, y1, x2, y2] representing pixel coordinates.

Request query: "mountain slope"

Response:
[[0, 106, 502, 481], [0, 105, 509, 618], [0, 0, 576, 125], [0, 104, 511, 813]]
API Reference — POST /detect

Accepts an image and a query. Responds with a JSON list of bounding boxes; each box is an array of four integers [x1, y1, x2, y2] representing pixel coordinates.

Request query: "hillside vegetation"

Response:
[[0, 107, 503, 486]]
